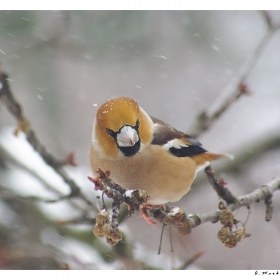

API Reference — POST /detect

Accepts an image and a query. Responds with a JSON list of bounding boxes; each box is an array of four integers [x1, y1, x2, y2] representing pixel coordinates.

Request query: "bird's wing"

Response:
[[150, 116, 207, 158]]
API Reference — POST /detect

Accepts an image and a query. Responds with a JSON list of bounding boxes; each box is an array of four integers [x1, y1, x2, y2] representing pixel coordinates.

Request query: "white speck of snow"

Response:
[[211, 44, 221, 52], [37, 95, 43, 100], [0, 82, 3, 89], [135, 85, 141, 89], [93, 103, 97, 107], [125, 190, 134, 198], [160, 55, 167, 59], [168, 207, 180, 216], [36, 87, 47, 92], [22, 17, 30, 21], [187, 214, 195, 219], [0, 49, 6, 54]]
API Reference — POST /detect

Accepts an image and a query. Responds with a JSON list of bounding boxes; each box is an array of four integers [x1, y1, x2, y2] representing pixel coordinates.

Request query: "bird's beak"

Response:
[[117, 126, 139, 147]]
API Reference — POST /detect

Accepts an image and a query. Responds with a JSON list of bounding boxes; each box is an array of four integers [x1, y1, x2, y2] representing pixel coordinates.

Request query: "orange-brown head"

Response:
[[93, 97, 153, 158], [97, 97, 139, 131]]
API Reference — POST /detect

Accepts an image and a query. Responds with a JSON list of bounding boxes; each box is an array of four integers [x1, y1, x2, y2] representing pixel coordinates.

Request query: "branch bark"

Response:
[[190, 11, 280, 138], [0, 67, 92, 206], [89, 167, 280, 246]]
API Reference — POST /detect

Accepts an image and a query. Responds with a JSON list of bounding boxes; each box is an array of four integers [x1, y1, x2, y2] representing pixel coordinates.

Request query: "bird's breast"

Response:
[[89, 144, 197, 204]]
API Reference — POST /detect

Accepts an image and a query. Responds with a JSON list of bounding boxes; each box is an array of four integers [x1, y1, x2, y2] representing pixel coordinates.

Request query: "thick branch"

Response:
[[0, 68, 91, 206], [90, 168, 280, 246], [188, 177, 280, 228]]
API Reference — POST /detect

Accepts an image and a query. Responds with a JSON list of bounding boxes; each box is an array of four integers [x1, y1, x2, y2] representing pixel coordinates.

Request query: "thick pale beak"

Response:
[[117, 126, 139, 147]]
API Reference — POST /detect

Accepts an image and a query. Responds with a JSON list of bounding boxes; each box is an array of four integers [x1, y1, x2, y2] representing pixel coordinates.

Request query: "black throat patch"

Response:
[[118, 140, 141, 157], [106, 122, 141, 157]]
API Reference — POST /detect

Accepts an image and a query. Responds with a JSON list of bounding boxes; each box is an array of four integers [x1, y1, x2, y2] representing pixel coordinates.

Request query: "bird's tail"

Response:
[[192, 152, 234, 172]]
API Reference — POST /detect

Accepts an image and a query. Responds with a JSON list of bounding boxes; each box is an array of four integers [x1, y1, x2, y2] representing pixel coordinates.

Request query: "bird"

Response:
[[89, 97, 232, 223]]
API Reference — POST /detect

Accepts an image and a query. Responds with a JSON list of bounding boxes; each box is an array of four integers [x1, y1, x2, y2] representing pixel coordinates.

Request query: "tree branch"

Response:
[[204, 165, 238, 204], [89, 167, 280, 246], [190, 11, 280, 138], [187, 176, 280, 227], [0, 67, 92, 206]]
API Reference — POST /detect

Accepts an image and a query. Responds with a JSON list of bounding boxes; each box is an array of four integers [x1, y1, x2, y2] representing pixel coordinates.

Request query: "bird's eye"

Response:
[[106, 128, 115, 136]]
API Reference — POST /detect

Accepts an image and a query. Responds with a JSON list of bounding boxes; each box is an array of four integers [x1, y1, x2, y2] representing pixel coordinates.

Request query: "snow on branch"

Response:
[[0, 67, 91, 206]]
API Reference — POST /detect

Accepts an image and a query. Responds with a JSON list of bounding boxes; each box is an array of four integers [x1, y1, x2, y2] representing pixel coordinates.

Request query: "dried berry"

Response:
[[93, 224, 106, 238], [219, 209, 234, 227], [217, 226, 232, 243], [95, 209, 109, 226]]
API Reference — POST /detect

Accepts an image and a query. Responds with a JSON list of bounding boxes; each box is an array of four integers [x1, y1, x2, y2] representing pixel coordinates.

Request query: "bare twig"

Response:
[[204, 165, 238, 204], [0, 68, 92, 206], [265, 194, 273, 222], [261, 10, 275, 29], [55, 216, 96, 225], [213, 133, 280, 176], [157, 224, 166, 255], [190, 11, 280, 138], [188, 176, 280, 228], [88, 169, 148, 211], [0, 188, 57, 203]]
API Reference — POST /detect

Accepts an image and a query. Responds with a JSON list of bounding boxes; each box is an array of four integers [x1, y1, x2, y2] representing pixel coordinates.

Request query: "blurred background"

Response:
[[0, 10, 280, 269]]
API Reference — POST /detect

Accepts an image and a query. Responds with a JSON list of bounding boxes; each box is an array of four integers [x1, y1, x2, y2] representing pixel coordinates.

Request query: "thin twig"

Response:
[[190, 11, 280, 138], [169, 225, 174, 253], [0, 68, 92, 206], [265, 194, 273, 222], [187, 177, 280, 228], [56, 216, 96, 225], [158, 224, 166, 255], [204, 165, 238, 204], [213, 133, 280, 176]]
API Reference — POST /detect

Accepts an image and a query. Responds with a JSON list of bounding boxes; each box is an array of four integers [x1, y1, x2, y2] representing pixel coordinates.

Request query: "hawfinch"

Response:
[[89, 97, 232, 205]]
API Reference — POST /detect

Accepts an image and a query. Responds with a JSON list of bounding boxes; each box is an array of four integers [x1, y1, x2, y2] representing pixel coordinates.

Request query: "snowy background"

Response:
[[0, 10, 280, 269]]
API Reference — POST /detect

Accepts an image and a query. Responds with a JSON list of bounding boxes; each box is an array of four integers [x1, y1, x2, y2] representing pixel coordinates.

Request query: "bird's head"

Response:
[[93, 97, 153, 158]]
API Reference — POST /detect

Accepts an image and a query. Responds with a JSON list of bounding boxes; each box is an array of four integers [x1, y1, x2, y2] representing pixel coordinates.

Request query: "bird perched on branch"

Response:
[[89, 97, 232, 223]]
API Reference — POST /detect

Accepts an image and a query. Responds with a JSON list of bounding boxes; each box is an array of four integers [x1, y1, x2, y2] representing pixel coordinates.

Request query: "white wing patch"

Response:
[[163, 139, 189, 150]]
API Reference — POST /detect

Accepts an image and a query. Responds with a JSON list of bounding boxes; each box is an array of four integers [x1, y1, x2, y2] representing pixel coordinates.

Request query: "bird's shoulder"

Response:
[[150, 116, 207, 157]]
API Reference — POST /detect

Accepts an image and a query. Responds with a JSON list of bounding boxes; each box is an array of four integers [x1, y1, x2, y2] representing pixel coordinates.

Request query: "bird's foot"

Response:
[[139, 203, 166, 225]]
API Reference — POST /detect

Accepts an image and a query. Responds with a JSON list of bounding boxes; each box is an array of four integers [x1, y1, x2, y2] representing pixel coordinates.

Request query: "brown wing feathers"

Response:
[[150, 116, 207, 157]]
